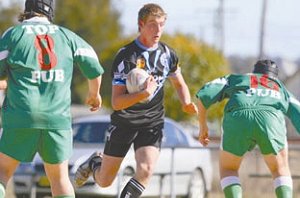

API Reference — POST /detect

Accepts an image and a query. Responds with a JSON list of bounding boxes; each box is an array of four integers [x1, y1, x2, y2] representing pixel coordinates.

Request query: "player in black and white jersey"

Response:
[[110, 35, 180, 128], [74, 3, 198, 198]]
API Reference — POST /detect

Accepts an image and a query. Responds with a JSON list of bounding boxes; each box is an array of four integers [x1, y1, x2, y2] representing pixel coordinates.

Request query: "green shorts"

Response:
[[0, 128, 73, 164], [222, 107, 287, 156]]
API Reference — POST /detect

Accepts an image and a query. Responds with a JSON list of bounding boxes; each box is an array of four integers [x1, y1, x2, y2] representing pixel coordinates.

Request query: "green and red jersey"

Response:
[[0, 17, 104, 129], [196, 73, 300, 133]]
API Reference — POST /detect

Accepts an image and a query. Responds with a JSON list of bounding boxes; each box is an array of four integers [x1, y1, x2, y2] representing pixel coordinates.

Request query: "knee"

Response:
[[267, 161, 290, 177], [219, 168, 239, 178], [270, 166, 291, 178], [0, 169, 15, 185], [97, 179, 113, 188], [95, 170, 115, 187], [136, 163, 154, 179]]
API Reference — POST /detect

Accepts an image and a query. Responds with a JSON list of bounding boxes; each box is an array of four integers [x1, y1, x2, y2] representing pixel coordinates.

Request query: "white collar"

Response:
[[23, 17, 51, 24]]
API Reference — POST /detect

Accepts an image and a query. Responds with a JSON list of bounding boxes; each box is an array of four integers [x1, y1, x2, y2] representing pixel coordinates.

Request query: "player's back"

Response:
[[1, 17, 78, 129], [224, 73, 289, 113]]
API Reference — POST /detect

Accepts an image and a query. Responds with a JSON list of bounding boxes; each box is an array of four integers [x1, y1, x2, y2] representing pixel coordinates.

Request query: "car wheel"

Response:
[[186, 169, 207, 198]]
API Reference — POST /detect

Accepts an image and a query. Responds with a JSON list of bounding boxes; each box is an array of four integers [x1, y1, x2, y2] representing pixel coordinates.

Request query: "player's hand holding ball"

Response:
[[126, 68, 157, 103], [143, 75, 157, 97]]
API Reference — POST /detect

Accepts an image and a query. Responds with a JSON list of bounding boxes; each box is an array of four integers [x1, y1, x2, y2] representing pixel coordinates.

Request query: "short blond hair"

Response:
[[138, 3, 167, 23]]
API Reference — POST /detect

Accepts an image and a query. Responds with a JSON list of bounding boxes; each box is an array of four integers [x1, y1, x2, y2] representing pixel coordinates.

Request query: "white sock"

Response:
[[221, 176, 241, 190]]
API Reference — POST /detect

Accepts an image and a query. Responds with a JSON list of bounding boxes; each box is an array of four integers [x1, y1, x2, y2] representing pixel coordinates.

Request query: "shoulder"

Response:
[[58, 26, 79, 39], [207, 75, 229, 85], [1, 25, 19, 39], [115, 40, 136, 58], [227, 73, 249, 80], [58, 25, 73, 34], [158, 42, 178, 65], [159, 41, 176, 54]]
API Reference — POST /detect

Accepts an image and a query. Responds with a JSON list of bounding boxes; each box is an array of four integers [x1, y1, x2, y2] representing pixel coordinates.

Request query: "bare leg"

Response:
[[44, 160, 74, 197], [0, 152, 19, 185], [263, 148, 292, 198], [219, 150, 243, 198], [120, 146, 160, 198], [95, 154, 124, 187], [134, 146, 159, 186]]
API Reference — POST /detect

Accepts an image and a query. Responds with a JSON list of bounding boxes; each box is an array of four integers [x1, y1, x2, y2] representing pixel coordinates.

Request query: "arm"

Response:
[[286, 93, 300, 134], [195, 76, 229, 146], [111, 76, 157, 110], [85, 76, 102, 111], [197, 99, 210, 146], [169, 72, 198, 114], [0, 80, 7, 90]]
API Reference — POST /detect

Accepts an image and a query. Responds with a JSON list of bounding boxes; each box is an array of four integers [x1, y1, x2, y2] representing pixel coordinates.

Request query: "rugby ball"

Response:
[[126, 68, 149, 94]]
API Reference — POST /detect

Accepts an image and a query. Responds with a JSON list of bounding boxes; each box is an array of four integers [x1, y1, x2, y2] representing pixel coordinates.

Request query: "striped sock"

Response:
[[274, 176, 293, 198], [221, 176, 242, 198], [120, 178, 145, 198]]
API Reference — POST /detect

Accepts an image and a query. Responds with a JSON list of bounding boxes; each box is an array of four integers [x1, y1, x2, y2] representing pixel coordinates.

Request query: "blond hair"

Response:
[[138, 3, 167, 23]]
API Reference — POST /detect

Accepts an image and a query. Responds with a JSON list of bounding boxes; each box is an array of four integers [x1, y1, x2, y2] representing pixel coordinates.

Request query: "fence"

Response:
[[208, 142, 300, 198], [11, 142, 300, 198]]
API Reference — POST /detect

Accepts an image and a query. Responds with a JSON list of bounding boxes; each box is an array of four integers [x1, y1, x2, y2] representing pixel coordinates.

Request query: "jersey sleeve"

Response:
[[0, 28, 12, 78], [166, 45, 180, 77], [71, 32, 104, 79], [110, 47, 136, 86], [286, 91, 300, 134], [196, 75, 229, 109]]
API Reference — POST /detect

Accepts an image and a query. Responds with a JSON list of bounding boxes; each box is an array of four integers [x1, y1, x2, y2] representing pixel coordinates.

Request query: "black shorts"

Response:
[[103, 124, 163, 157]]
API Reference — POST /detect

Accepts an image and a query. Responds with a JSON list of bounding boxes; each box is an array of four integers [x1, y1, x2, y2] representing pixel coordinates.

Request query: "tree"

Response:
[[0, 1, 21, 34], [0, 1, 230, 123], [54, 0, 123, 105], [161, 33, 230, 121]]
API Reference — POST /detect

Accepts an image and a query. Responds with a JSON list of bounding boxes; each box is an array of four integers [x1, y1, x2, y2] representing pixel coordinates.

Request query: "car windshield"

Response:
[[73, 122, 109, 143], [163, 121, 190, 147], [72, 118, 192, 147]]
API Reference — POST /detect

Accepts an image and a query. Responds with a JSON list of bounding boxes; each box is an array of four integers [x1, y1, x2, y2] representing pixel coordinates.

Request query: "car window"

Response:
[[73, 122, 109, 143], [163, 121, 190, 147]]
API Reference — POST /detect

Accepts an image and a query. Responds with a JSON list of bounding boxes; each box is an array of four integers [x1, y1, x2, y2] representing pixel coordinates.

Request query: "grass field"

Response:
[[5, 146, 300, 198]]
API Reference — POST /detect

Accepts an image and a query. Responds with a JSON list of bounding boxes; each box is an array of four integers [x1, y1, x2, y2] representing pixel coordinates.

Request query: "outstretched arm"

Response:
[[197, 100, 210, 146], [169, 72, 198, 115]]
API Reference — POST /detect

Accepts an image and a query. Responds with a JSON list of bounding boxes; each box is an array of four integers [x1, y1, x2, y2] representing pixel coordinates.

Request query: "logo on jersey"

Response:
[[160, 53, 169, 68], [30, 69, 65, 83], [136, 57, 145, 69], [22, 24, 59, 35], [246, 74, 281, 99], [246, 88, 281, 99]]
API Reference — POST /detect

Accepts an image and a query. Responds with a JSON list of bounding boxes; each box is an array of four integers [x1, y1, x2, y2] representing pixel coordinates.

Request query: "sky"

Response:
[[113, 0, 300, 61], [2, 0, 300, 61]]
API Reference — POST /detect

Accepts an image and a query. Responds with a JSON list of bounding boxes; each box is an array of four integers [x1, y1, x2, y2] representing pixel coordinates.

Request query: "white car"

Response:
[[13, 115, 212, 198]]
